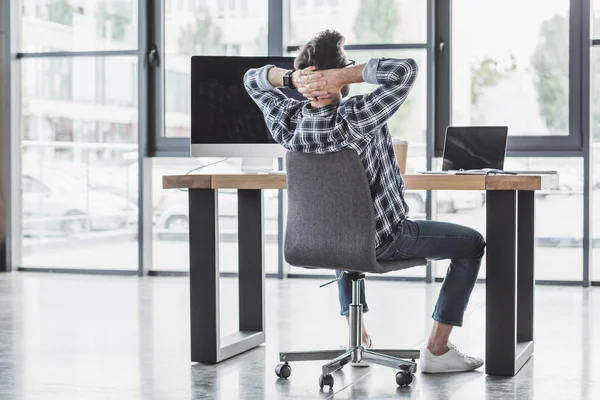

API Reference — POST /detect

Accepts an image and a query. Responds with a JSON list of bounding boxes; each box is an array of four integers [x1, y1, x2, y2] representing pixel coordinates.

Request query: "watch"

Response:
[[282, 69, 295, 89]]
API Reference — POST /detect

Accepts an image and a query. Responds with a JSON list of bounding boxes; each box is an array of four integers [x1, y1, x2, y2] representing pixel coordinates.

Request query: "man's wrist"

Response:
[[266, 67, 286, 88], [334, 64, 365, 87], [343, 64, 366, 84]]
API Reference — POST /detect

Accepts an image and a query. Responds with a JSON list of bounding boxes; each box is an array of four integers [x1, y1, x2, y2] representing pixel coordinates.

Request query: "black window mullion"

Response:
[[569, 0, 584, 151], [285, 43, 427, 53], [434, 0, 451, 155], [581, 0, 592, 287], [138, 0, 153, 276], [147, 0, 163, 155], [17, 50, 139, 58], [269, 0, 284, 56]]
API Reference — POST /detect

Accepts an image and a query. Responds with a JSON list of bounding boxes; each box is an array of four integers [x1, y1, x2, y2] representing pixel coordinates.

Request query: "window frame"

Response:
[[1, 0, 594, 284], [6, 0, 146, 274]]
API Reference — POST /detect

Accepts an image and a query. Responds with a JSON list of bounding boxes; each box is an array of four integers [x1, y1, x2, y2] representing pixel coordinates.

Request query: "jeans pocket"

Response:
[[389, 234, 418, 260], [391, 246, 415, 259]]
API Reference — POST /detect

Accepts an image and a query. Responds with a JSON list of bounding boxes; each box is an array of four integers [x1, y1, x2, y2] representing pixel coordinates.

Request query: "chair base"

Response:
[[275, 273, 420, 389], [279, 347, 419, 375]]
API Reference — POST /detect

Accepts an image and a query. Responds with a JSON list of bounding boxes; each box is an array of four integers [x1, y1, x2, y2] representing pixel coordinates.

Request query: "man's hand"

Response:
[[291, 66, 330, 101], [295, 68, 344, 101], [291, 66, 315, 91]]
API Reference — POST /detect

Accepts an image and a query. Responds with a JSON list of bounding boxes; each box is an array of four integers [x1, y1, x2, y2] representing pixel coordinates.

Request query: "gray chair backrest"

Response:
[[284, 150, 381, 273]]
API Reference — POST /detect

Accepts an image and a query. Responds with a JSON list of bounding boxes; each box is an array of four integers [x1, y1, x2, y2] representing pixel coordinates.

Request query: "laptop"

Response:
[[420, 126, 510, 175]]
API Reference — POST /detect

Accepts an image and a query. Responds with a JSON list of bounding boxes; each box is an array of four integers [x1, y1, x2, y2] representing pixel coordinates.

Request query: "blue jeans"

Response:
[[336, 219, 485, 327]]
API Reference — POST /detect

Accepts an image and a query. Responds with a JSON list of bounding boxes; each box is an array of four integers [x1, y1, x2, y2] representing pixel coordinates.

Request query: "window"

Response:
[[22, 176, 50, 194], [288, 0, 426, 46], [22, 0, 138, 52], [23, 57, 73, 101], [284, 1, 429, 278], [192, 0, 207, 12], [151, 158, 281, 275], [163, 0, 268, 137], [452, 0, 569, 136], [20, 57, 139, 270], [295, 0, 308, 12], [165, 71, 190, 114], [434, 157, 583, 282]]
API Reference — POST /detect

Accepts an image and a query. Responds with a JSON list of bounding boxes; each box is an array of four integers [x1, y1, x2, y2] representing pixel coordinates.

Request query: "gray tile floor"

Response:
[[0, 273, 598, 400]]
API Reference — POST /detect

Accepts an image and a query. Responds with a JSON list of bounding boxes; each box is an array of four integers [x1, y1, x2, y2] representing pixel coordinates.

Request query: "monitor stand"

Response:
[[241, 157, 276, 173]]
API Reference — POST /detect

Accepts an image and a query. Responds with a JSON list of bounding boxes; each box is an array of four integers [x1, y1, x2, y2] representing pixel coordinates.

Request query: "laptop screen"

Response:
[[441, 126, 508, 171]]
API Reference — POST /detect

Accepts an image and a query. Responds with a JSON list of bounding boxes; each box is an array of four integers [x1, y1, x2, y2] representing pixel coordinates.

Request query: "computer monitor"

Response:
[[190, 56, 304, 171], [441, 126, 508, 171]]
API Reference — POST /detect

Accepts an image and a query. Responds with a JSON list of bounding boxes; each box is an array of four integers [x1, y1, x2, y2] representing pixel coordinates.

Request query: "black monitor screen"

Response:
[[441, 126, 508, 171], [191, 56, 304, 144]]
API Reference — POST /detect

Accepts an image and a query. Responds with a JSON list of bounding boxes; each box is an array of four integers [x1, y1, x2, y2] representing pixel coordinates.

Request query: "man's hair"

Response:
[[294, 30, 350, 97], [294, 30, 348, 71]]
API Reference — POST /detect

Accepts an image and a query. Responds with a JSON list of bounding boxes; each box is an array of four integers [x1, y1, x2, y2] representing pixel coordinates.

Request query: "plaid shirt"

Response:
[[244, 58, 419, 247]]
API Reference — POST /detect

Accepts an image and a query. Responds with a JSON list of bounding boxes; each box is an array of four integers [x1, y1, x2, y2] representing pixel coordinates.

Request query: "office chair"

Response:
[[275, 150, 427, 389]]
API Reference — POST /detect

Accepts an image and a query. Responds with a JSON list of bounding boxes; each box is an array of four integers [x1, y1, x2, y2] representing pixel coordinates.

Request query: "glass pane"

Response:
[[452, 0, 569, 136], [434, 157, 583, 282], [21, 0, 138, 52], [164, 0, 268, 137], [152, 157, 280, 274], [21, 56, 139, 270], [288, 0, 426, 46]]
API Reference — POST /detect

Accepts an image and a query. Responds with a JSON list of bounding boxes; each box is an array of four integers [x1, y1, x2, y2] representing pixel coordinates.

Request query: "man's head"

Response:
[[294, 30, 350, 98]]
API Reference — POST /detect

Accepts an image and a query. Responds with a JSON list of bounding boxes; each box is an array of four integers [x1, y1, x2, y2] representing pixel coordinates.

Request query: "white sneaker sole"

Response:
[[420, 362, 484, 374]]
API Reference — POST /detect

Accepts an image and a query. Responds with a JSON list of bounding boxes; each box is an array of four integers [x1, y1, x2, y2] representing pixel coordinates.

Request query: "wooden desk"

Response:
[[163, 173, 558, 376]]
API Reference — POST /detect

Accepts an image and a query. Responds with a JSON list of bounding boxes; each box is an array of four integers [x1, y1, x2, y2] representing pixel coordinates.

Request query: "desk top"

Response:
[[163, 172, 558, 191]]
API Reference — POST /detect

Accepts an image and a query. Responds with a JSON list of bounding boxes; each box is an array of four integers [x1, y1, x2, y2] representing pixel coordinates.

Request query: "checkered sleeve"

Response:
[[340, 58, 419, 139], [243, 66, 302, 145]]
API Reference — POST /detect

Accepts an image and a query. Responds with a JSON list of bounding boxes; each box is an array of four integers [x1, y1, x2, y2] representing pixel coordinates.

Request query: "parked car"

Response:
[[22, 168, 137, 236], [154, 188, 280, 238]]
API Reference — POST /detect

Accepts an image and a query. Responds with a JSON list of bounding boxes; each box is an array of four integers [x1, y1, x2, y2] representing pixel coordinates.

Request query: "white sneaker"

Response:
[[419, 343, 483, 373]]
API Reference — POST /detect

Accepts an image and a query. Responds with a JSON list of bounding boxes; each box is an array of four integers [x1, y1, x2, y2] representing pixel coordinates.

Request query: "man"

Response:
[[244, 30, 485, 373]]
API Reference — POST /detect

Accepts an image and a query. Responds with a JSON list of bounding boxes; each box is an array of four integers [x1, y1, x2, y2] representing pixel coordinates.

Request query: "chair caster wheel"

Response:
[[319, 374, 334, 389], [395, 370, 413, 387], [275, 363, 292, 379]]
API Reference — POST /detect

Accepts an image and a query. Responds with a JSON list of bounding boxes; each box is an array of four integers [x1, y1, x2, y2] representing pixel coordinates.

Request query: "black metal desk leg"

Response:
[[187, 189, 266, 364], [485, 190, 535, 376], [486, 190, 518, 376], [238, 189, 265, 333], [188, 189, 219, 363], [517, 191, 534, 344]]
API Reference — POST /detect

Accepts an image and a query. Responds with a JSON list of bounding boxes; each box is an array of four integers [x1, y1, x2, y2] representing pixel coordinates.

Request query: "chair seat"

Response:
[[374, 258, 428, 273]]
